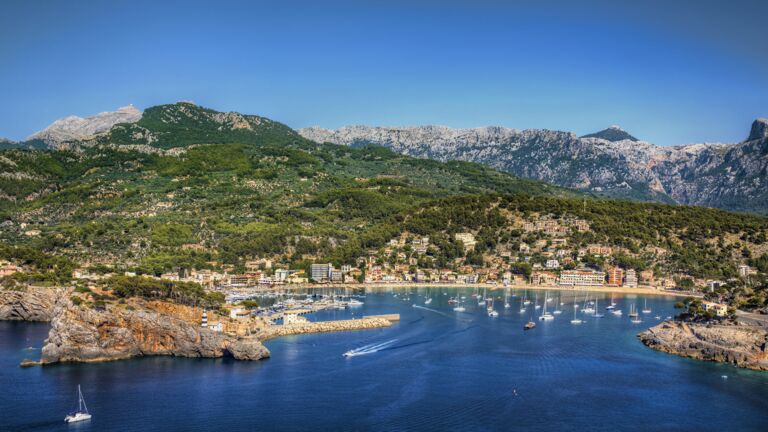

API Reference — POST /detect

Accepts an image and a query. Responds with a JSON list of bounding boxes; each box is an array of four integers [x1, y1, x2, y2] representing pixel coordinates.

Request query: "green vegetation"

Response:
[[1, 102, 766, 309], [104, 275, 224, 308]]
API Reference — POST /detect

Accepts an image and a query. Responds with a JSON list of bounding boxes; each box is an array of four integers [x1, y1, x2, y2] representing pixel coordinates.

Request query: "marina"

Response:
[[2, 288, 768, 431]]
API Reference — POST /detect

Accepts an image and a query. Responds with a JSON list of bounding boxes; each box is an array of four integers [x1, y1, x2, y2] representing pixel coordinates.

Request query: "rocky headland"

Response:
[[0, 286, 68, 321], [638, 320, 768, 371], [40, 299, 270, 364], [1, 288, 270, 365]]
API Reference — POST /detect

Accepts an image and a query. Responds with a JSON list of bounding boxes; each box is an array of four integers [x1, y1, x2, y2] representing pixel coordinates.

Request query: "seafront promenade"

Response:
[[278, 282, 700, 298]]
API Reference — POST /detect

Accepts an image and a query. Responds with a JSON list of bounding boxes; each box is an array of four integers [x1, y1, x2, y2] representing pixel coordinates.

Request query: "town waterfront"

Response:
[[3, 288, 768, 432]]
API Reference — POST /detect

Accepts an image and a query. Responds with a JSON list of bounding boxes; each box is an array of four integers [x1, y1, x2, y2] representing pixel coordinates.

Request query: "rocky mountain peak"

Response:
[[747, 118, 768, 141], [581, 125, 638, 142], [299, 118, 768, 213], [28, 105, 143, 147]]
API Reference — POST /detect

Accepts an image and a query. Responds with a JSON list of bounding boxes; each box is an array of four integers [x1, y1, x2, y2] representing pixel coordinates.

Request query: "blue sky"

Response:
[[1, 0, 766, 145]]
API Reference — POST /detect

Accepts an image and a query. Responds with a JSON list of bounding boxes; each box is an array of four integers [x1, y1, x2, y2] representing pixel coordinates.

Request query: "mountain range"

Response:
[[300, 120, 768, 214], [3, 104, 767, 214], [1, 102, 766, 286]]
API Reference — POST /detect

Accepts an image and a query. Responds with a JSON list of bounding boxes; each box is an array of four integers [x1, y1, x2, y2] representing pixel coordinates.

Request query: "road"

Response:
[[736, 310, 768, 327]]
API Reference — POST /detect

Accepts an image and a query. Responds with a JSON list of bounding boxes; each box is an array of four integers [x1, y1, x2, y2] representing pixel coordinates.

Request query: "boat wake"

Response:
[[411, 305, 455, 319], [343, 339, 398, 357]]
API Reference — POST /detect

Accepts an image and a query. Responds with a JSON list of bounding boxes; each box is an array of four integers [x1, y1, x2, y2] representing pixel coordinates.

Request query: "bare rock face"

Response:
[[638, 320, 768, 371], [748, 118, 768, 142], [0, 287, 68, 321], [225, 338, 271, 361], [300, 119, 768, 213], [28, 105, 142, 148], [40, 301, 269, 364]]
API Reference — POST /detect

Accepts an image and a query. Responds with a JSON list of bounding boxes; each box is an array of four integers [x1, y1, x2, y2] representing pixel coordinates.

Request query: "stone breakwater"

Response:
[[638, 320, 768, 371], [0, 286, 67, 321], [260, 317, 392, 340], [40, 300, 269, 364]]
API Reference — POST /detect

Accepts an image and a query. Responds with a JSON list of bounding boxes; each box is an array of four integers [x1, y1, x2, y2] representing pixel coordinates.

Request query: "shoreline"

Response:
[[267, 282, 700, 298]]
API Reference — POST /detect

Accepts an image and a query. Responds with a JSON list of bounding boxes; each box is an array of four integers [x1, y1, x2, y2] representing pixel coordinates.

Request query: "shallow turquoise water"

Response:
[[2, 288, 768, 431]]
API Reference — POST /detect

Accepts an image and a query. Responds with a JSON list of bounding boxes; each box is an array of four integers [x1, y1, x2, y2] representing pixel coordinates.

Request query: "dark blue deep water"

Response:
[[3, 289, 768, 432]]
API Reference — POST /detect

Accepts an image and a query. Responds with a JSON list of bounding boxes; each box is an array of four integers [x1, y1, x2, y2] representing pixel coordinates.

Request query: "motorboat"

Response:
[[524, 321, 536, 330]]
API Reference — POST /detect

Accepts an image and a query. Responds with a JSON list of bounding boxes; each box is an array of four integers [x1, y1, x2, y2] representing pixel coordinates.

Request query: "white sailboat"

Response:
[[534, 293, 541, 310], [519, 295, 527, 313], [64, 385, 92, 423], [504, 288, 511, 309], [628, 303, 639, 318], [642, 299, 652, 314], [606, 293, 615, 310], [487, 298, 499, 317], [478, 288, 486, 306], [523, 290, 531, 305], [424, 297, 432, 305], [570, 304, 582, 324], [593, 297, 604, 318], [539, 293, 554, 320], [553, 294, 563, 314]]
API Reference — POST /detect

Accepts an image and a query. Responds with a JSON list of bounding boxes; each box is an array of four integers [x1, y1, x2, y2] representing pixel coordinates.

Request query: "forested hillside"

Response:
[[1, 103, 767, 309]]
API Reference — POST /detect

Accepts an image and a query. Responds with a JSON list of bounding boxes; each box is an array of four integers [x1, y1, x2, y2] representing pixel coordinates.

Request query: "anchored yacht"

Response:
[[64, 385, 91, 423]]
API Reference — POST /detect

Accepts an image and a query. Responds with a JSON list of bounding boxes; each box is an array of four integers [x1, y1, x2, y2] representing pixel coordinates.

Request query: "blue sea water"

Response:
[[2, 289, 768, 432]]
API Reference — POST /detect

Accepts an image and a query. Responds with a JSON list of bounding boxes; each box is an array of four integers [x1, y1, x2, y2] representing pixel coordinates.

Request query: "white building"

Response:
[[545, 259, 560, 269], [310, 263, 332, 282], [624, 269, 638, 288], [284, 311, 308, 325], [702, 301, 728, 317], [558, 270, 606, 286], [455, 233, 477, 251]]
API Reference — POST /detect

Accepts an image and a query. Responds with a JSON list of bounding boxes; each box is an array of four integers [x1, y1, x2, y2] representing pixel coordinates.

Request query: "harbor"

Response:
[[3, 290, 767, 431]]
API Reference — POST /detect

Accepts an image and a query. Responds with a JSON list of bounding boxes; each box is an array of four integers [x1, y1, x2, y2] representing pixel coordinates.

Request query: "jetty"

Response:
[[260, 314, 398, 340]]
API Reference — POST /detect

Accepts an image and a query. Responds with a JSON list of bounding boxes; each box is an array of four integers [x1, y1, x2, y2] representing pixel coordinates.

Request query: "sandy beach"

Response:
[[279, 282, 700, 298]]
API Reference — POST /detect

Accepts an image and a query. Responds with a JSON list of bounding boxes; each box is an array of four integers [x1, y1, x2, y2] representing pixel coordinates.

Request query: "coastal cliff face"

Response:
[[0, 287, 67, 321], [40, 300, 270, 364], [638, 321, 768, 371]]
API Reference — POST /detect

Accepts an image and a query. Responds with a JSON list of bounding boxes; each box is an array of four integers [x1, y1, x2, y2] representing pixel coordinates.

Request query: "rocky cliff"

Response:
[[638, 320, 768, 371], [40, 299, 269, 364], [0, 287, 67, 321], [300, 119, 768, 213]]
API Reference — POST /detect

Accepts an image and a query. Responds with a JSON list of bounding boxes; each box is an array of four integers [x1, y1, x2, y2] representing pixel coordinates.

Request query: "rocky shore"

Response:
[[40, 300, 270, 364], [638, 320, 768, 371], [0, 286, 67, 321], [1, 288, 270, 364]]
